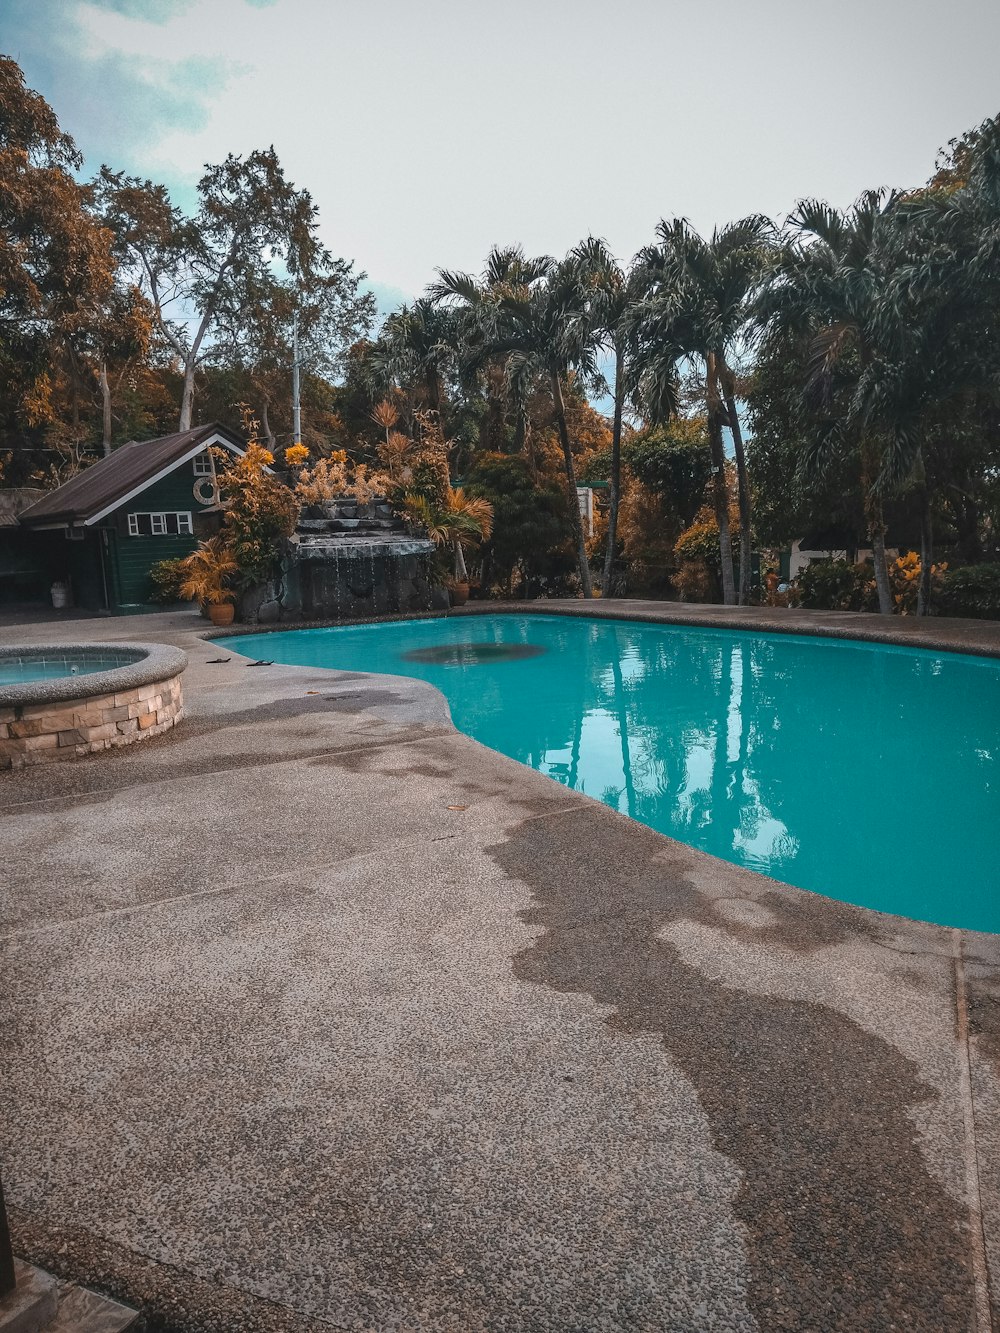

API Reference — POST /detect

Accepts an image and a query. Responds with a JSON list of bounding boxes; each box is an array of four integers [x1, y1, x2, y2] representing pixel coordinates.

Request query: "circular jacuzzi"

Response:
[[0, 642, 188, 770]]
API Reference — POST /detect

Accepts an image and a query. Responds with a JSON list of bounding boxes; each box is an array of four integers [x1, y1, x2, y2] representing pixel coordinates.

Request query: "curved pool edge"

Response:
[[216, 616, 1000, 944]]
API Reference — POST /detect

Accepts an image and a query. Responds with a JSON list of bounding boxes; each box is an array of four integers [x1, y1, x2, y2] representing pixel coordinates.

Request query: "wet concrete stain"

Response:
[[695, 888, 881, 954], [0, 691, 437, 813], [308, 746, 494, 799], [491, 807, 975, 1332]]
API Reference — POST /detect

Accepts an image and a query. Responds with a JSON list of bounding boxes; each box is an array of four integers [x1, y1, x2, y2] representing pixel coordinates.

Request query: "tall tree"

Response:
[[464, 258, 599, 596], [758, 193, 907, 614], [0, 56, 115, 431], [211, 262, 373, 450], [634, 217, 772, 605], [430, 246, 554, 464], [569, 238, 652, 596], [368, 298, 460, 420], [96, 148, 367, 433]]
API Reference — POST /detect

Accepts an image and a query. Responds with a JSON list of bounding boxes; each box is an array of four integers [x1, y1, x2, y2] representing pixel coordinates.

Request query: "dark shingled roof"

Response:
[[17, 424, 245, 527]]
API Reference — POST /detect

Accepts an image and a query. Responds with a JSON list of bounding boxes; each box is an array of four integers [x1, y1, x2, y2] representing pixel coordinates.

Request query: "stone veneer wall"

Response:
[[0, 672, 184, 770]]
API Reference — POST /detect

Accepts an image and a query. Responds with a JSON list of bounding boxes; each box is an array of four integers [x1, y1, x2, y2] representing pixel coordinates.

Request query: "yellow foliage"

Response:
[[284, 443, 310, 467], [22, 373, 54, 427], [294, 453, 392, 506], [346, 463, 392, 504], [178, 536, 238, 605], [890, 550, 948, 614], [370, 400, 399, 434], [377, 430, 415, 482], [401, 485, 494, 549], [294, 455, 348, 504]]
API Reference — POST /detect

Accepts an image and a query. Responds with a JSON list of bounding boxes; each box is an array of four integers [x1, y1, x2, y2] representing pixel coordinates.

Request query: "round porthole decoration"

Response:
[[193, 476, 222, 509]]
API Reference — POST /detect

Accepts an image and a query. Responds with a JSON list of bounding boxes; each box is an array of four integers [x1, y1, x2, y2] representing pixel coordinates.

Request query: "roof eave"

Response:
[[16, 425, 248, 529]]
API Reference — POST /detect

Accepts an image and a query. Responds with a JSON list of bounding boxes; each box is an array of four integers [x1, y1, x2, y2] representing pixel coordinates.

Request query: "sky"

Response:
[[4, 0, 1000, 318]]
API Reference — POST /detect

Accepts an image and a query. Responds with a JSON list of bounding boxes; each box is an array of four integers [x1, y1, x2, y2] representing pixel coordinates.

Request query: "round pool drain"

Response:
[[400, 642, 547, 665]]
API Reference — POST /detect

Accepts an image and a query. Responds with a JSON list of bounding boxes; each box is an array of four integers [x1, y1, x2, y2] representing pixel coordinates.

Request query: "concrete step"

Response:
[[0, 1262, 58, 1333], [49, 1283, 138, 1331], [0, 1263, 138, 1333]]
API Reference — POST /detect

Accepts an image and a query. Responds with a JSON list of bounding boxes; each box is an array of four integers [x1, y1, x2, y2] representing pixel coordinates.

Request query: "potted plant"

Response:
[[402, 487, 493, 608], [178, 536, 239, 625]]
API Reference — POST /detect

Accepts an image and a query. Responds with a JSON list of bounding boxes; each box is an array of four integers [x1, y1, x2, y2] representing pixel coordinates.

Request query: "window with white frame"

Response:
[[192, 452, 213, 476], [126, 511, 193, 537]]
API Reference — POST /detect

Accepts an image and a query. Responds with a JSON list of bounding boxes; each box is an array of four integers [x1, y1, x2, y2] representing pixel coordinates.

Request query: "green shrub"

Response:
[[797, 559, 876, 611], [148, 558, 186, 604], [937, 564, 1000, 620]]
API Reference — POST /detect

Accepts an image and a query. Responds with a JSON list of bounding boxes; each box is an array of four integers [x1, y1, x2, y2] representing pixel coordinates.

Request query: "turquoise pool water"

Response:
[[0, 653, 129, 686], [224, 615, 1000, 933]]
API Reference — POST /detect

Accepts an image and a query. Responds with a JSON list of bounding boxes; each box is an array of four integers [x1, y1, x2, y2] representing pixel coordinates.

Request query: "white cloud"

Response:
[[29, 0, 1000, 303]]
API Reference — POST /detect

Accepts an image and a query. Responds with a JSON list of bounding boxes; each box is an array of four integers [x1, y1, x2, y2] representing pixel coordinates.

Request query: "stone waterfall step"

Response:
[[297, 518, 401, 533]]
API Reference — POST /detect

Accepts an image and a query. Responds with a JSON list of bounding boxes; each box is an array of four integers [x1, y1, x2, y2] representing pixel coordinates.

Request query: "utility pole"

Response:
[[291, 309, 302, 446]]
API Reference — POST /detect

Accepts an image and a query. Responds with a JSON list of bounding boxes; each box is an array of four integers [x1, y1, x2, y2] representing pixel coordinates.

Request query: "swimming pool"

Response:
[[223, 615, 1000, 933]]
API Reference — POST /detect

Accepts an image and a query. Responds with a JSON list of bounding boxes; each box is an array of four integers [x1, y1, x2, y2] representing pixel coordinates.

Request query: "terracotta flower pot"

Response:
[[450, 582, 470, 607], [208, 602, 235, 626]]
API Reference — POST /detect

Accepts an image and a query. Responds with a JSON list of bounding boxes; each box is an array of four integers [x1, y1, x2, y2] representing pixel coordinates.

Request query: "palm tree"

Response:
[[437, 253, 598, 596], [404, 486, 494, 582], [569, 238, 653, 597], [369, 298, 459, 418], [757, 193, 902, 615], [633, 217, 772, 605], [430, 246, 554, 467], [881, 113, 1000, 609], [178, 535, 238, 606]]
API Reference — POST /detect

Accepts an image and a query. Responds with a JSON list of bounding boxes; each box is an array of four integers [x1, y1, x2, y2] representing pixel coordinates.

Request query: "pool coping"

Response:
[[0, 642, 189, 709]]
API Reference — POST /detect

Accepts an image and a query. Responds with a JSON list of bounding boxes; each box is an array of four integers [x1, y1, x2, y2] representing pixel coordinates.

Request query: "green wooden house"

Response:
[[16, 424, 248, 614]]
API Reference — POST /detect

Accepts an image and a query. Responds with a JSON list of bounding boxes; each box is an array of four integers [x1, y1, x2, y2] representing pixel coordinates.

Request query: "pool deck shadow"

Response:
[[2, 603, 999, 1332]]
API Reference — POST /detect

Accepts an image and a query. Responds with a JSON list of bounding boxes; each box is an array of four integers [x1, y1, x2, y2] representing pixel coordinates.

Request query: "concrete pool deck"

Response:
[[1, 601, 999, 1332]]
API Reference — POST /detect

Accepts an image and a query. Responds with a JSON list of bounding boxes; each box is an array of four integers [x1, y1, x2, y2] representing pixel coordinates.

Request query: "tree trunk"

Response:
[[261, 398, 276, 451], [454, 541, 468, 581], [917, 484, 933, 617], [179, 357, 197, 432], [602, 345, 625, 599], [948, 482, 981, 564], [706, 354, 735, 606], [865, 490, 893, 614], [723, 381, 752, 606], [65, 339, 80, 432], [426, 368, 442, 416], [708, 409, 736, 606], [550, 369, 593, 598], [99, 359, 113, 456]]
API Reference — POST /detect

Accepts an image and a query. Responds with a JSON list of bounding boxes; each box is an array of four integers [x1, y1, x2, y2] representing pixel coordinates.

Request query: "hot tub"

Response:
[[0, 642, 187, 770]]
